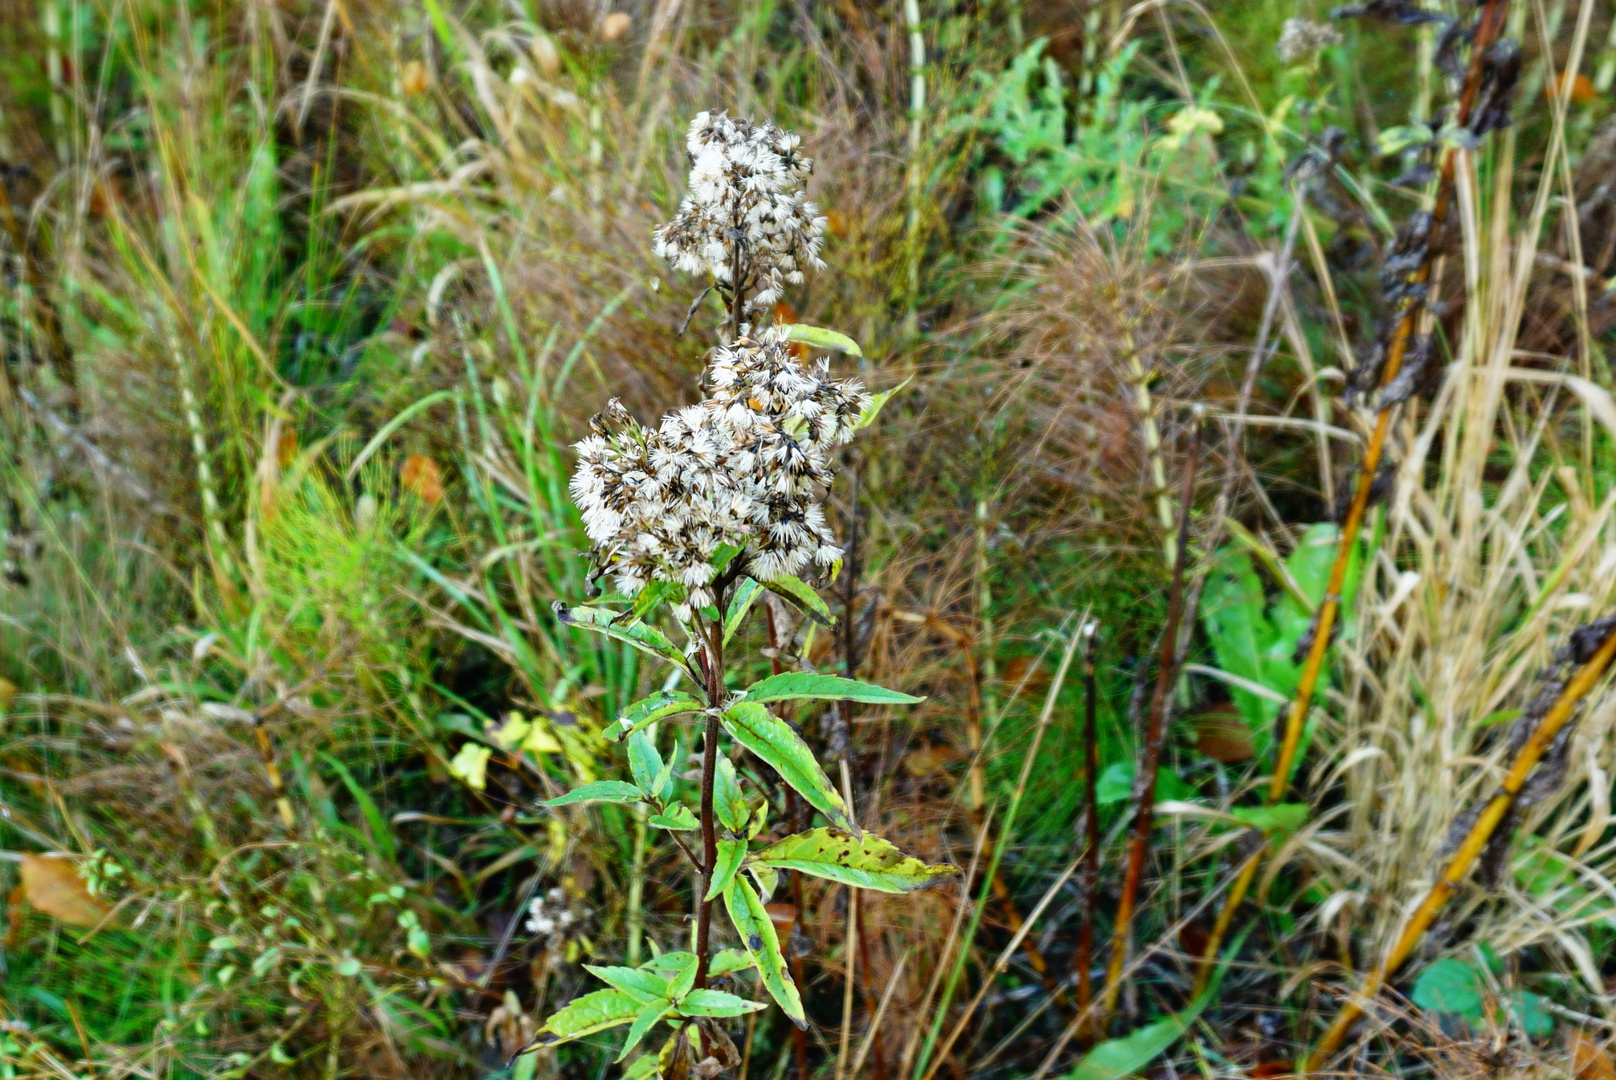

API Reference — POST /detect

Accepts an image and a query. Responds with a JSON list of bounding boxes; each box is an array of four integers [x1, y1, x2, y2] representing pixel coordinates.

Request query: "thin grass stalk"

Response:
[[902, 0, 925, 333], [1192, 0, 1514, 988], [1098, 415, 1201, 1023], [1073, 619, 1101, 1035], [1304, 617, 1616, 1074]]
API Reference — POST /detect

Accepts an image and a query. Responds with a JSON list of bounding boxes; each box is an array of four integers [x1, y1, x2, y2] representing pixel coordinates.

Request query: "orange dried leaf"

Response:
[[21, 854, 108, 927], [1547, 71, 1598, 105], [401, 454, 445, 504], [1571, 1030, 1616, 1080], [402, 59, 429, 96]]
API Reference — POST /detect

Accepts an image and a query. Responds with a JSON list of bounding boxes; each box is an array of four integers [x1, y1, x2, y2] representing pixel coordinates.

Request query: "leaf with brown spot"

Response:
[[21, 854, 108, 927], [750, 827, 961, 893]]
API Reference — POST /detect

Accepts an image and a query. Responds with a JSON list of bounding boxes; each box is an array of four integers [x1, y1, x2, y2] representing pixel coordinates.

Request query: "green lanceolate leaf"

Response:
[[741, 672, 924, 707], [751, 828, 961, 893], [721, 701, 855, 832], [1229, 802, 1309, 836], [546, 781, 645, 807], [713, 756, 747, 833], [777, 323, 862, 356], [629, 731, 666, 798], [554, 603, 697, 680], [723, 578, 763, 645], [705, 838, 748, 901], [617, 1001, 672, 1062], [629, 580, 679, 623], [723, 874, 805, 1027], [650, 804, 700, 831], [640, 951, 697, 973], [533, 988, 643, 1046], [709, 948, 755, 976], [852, 374, 913, 433], [666, 953, 699, 1001], [584, 965, 670, 1005], [757, 574, 835, 626], [1062, 968, 1221, 1080], [613, 691, 705, 740], [676, 989, 767, 1018]]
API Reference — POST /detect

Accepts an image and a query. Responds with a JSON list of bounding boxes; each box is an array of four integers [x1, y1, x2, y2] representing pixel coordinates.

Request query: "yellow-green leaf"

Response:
[[778, 323, 862, 356], [723, 874, 804, 1027], [721, 702, 854, 832], [705, 838, 748, 901], [751, 828, 960, 893], [535, 988, 643, 1046]]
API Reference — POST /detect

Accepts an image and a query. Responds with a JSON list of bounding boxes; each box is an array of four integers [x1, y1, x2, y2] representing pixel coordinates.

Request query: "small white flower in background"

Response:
[[1277, 17, 1342, 63], [653, 112, 828, 318], [569, 336, 868, 618], [526, 887, 578, 939]]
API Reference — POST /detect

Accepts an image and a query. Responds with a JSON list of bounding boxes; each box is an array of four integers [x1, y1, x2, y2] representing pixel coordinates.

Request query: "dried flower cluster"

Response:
[[653, 111, 827, 315], [1277, 17, 1342, 62], [570, 335, 868, 619]]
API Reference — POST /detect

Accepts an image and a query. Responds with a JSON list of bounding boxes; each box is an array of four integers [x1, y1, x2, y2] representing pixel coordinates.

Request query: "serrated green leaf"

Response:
[[617, 1001, 673, 1062], [742, 672, 923, 707], [555, 603, 696, 680], [676, 989, 767, 1018], [724, 578, 763, 645], [705, 839, 748, 902], [546, 781, 645, 807], [751, 828, 960, 893], [757, 575, 835, 626], [535, 988, 643, 1045], [1229, 803, 1309, 836], [853, 374, 912, 432], [584, 965, 670, 1004], [723, 874, 805, 1027], [722, 701, 854, 831], [778, 323, 862, 356], [713, 757, 747, 833], [629, 732, 666, 798], [650, 805, 700, 831], [613, 691, 705, 740]]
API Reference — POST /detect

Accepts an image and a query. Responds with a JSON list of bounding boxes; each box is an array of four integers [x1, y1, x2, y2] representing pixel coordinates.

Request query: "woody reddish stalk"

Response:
[[1305, 617, 1616, 1074], [1098, 416, 1201, 1022], [1073, 622, 1101, 1035], [1192, 0, 1513, 993]]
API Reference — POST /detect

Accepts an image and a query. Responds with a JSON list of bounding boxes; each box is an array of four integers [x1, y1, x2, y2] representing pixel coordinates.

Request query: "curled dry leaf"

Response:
[[1191, 705, 1256, 763], [1571, 1030, 1616, 1080], [401, 453, 445, 504], [21, 853, 109, 927]]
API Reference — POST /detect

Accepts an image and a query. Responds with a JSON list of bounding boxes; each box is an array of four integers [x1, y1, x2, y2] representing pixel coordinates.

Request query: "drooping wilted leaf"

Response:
[[723, 874, 805, 1026], [546, 780, 645, 807], [534, 988, 643, 1045], [721, 701, 854, 831], [21, 854, 108, 927], [751, 828, 960, 893], [741, 672, 923, 707]]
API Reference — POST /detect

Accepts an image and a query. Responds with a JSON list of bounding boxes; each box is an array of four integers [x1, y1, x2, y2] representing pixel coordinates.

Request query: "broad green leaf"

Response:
[[555, 603, 696, 680], [709, 948, 755, 976], [751, 828, 960, 893], [1062, 975, 1219, 1080], [651, 805, 700, 831], [617, 1001, 672, 1062], [546, 780, 644, 807], [758, 575, 835, 626], [584, 965, 670, 1005], [534, 988, 642, 1046], [1275, 521, 1364, 645], [666, 953, 699, 1001], [742, 672, 923, 707], [1094, 762, 1195, 807], [778, 323, 862, 356], [724, 579, 763, 645], [1411, 957, 1485, 1020], [1200, 547, 1288, 731], [1229, 803, 1309, 836], [676, 990, 767, 1018], [629, 732, 665, 798], [613, 691, 705, 740], [713, 757, 747, 833], [723, 874, 805, 1027], [705, 838, 748, 902], [853, 375, 912, 433], [1507, 990, 1554, 1037], [722, 702, 854, 831]]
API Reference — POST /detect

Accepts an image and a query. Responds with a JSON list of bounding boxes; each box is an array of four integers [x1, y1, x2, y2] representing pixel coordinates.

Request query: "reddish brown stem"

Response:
[[1074, 625, 1101, 1035], [1098, 417, 1201, 1022], [694, 607, 725, 989]]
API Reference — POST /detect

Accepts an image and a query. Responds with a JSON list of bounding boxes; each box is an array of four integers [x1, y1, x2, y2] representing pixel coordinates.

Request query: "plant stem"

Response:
[[1304, 617, 1616, 1074], [694, 607, 725, 988], [1073, 621, 1101, 1036], [1098, 415, 1200, 1023], [1193, 0, 1514, 991]]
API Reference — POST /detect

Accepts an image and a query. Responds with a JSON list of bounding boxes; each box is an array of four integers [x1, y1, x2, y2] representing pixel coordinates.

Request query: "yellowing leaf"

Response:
[[751, 828, 961, 893], [448, 743, 492, 790], [21, 854, 109, 927]]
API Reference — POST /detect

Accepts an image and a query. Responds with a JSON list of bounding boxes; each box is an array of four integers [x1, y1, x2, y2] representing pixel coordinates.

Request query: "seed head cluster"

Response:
[[570, 335, 868, 620], [653, 111, 827, 314], [1277, 17, 1342, 62]]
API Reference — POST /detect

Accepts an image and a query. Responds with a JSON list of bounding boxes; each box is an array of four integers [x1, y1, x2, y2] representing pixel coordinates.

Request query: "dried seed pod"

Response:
[[1469, 39, 1521, 137], [1330, 0, 1447, 24], [1331, 462, 1397, 524], [1381, 335, 1445, 405]]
